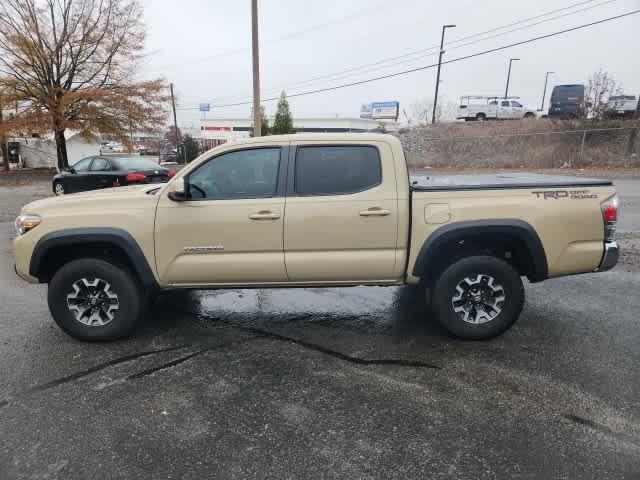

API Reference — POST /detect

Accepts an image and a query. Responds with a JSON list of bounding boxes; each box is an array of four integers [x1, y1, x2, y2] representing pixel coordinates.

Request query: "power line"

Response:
[[180, 0, 616, 106], [176, 9, 640, 111]]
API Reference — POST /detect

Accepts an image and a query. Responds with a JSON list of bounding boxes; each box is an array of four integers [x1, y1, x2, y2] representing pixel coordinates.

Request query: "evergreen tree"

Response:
[[272, 91, 295, 134]]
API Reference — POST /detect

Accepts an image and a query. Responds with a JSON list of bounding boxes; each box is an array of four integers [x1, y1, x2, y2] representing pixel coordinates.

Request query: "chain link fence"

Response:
[[401, 126, 640, 169]]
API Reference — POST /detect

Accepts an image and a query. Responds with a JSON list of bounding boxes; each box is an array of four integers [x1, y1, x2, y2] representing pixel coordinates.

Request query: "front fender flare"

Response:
[[30, 227, 158, 290]]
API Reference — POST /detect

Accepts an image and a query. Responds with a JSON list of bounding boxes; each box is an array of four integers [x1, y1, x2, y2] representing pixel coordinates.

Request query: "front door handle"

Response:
[[359, 207, 391, 217], [249, 210, 281, 220]]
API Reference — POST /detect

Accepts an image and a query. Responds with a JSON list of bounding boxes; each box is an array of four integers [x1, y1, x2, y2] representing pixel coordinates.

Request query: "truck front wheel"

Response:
[[431, 256, 524, 340], [47, 258, 143, 341]]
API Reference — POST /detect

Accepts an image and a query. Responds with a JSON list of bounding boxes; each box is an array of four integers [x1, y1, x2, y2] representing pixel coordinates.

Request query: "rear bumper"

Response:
[[597, 241, 619, 272]]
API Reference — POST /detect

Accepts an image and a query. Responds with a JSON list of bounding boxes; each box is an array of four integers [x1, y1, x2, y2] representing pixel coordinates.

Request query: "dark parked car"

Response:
[[548, 84, 586, 118], [52, 156, 174, 195]]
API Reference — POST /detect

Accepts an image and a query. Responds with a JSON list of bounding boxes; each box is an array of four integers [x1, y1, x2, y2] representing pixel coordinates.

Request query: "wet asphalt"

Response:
[[0, 176, 639, 479]]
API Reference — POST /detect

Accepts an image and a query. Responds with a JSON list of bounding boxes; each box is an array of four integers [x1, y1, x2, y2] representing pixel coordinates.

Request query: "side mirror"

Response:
[[64, 166, 76, 173], [167, 177, 188, 201]]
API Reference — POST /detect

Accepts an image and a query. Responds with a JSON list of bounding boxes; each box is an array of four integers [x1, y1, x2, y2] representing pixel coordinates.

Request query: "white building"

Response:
[[198, 117, 398, 145], [10, 131, 101, 168]]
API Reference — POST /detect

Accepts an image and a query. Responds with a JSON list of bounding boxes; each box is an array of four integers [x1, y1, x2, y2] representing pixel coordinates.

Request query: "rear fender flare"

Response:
[[412, 219, 548, 282]]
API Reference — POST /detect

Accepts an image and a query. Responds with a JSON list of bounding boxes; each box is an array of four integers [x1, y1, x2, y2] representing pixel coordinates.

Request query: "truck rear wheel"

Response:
[[431, 255, 524, 340], [48, 258, 142, 341]]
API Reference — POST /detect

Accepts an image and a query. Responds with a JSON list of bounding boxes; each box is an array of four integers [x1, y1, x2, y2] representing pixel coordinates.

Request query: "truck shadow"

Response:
[[141, 285, 450, 346]]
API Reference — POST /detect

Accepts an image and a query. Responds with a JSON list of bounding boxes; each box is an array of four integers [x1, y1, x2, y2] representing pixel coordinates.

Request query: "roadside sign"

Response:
[[370, 101, 399, 120], [199, 103, 211, 112]]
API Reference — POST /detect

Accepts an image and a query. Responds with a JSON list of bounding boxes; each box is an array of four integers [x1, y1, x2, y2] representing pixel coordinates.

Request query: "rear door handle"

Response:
[[249, 210, 281, 220], [359, 207, 391, 217]]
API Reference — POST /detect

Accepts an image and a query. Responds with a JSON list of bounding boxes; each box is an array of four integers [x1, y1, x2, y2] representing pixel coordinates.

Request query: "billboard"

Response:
[[360, 101, 399, 120]]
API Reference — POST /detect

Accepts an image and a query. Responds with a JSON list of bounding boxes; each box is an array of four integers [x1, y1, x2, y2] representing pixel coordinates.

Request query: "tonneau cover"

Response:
[[410, 172, 612, 191]]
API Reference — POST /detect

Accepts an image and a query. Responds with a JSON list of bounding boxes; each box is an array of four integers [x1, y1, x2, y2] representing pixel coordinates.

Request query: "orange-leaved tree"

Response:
[[0, 0, 169, 169]]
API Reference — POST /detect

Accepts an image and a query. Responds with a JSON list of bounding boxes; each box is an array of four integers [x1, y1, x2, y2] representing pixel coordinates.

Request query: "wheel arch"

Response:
[[412, 219, 548, 283], [30, 227, 158, 291]]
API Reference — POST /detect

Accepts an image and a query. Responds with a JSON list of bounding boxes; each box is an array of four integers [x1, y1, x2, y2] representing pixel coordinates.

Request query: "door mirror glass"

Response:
[[167, 177, 187, 201]]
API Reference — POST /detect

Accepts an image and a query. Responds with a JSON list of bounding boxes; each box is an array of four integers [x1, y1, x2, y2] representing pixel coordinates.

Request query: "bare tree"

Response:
[[407, 97, 457, 126], [0, 0, 169, 169], [409, 98, 435, 126], [585, 68, 621, 120]]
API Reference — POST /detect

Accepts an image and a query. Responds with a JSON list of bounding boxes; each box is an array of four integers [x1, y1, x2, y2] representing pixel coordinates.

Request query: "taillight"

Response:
[[600, 195, 618, 242], [126, 172, 146, 183], [167, 170, 175, 178]]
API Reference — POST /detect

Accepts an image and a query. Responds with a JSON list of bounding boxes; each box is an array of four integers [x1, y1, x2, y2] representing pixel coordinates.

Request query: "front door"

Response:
[[66, 157, 93, 193], [87, 157, 115, 190], [155, 145, 288, 286], [284, 142, 399, 283]]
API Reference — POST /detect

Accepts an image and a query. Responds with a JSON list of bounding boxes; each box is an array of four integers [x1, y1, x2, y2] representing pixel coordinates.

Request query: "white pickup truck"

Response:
[[457, 96, 537, 121]]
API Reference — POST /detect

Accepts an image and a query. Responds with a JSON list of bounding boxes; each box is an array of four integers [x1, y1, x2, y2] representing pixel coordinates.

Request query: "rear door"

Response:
[[283, 142, 399, 283], [498, 100, 512, 119]]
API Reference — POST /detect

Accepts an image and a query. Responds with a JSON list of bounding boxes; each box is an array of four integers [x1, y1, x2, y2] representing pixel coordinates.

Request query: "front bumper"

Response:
[[597, 241, 619, 272]]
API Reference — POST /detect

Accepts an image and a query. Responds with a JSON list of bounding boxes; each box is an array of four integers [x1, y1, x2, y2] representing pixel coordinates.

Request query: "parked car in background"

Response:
[[457, 96, 537, 121], [607, 94, 637, 118], [52, 155, 174, 195], [548, 84, 586, 118]]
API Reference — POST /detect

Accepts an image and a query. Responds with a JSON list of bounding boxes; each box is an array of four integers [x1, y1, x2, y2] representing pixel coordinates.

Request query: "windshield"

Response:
[[111, 157, 162, 171]]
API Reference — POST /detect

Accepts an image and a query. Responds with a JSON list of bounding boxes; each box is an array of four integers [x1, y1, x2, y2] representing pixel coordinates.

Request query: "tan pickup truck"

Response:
[[13, 133, 619, 341]]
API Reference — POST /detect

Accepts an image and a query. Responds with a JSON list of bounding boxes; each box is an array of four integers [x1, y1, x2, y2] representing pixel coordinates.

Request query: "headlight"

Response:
[[14, 214, 41, 235]]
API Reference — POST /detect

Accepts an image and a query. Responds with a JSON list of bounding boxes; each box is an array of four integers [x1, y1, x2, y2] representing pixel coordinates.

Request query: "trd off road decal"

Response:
[[532, 190, 598, 200]]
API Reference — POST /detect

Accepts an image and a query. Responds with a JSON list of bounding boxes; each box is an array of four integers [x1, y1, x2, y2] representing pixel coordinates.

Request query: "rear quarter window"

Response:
[[294, 145, 381, 196]]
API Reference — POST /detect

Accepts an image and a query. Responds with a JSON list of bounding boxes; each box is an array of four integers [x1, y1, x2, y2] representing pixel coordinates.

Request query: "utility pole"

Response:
[[251, 0, 262, 137], [432, 24, 456, 124], [540, 71, 554, 111], [169, 83, 180, 161], [504, 58, 520, 99]]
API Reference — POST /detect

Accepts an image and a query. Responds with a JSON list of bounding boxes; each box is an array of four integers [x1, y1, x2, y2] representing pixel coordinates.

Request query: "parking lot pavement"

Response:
[[1, 177, 640, 479]]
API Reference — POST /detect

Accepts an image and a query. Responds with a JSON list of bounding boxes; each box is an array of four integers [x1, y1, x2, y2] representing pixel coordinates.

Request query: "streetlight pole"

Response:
[[540, 71, 554, 111], [251, 0, 262, 137], [504, 58, 520, 99], [432, 24, 456, 124]]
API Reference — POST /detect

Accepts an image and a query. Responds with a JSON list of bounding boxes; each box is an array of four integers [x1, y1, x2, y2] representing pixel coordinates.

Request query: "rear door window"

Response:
[[89, 158, 110, 171], [294, 146, 381, 196]]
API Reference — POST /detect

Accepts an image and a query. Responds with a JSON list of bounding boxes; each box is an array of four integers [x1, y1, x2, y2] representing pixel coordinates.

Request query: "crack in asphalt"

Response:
[[0, 344, 190, 409], [178, 307, 441, 369], [126, 337, 262, 380], [563, 414, 640, 448]]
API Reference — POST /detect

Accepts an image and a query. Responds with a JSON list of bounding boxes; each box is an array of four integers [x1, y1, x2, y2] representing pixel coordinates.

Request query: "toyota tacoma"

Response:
[[14, 134, 619, 341]]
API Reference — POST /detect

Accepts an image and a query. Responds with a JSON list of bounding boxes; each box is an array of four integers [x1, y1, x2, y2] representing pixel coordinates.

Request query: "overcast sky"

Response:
[[139, 0, 639, 127]]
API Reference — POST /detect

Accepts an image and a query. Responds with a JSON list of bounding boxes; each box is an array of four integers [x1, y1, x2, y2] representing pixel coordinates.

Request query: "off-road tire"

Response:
[[432, 255, 524, 340], [48, 258, 142, 341]]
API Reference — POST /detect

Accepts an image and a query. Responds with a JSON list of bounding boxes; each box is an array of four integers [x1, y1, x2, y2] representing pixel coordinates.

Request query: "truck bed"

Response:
[[410, 172, 612, 191]]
